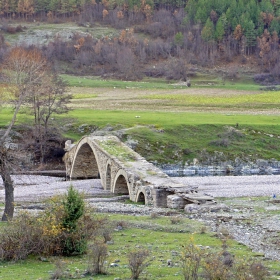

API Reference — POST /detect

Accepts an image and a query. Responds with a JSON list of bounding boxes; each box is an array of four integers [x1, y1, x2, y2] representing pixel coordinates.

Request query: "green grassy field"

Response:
[[2, 109, 279, 164], [58, 108, 280, 164], [0, 212, 278, 280], [62, 74, 261, 91], [67, 109, 280, 127], [62, 74, 189, 89], [2, 103, 280, 129]]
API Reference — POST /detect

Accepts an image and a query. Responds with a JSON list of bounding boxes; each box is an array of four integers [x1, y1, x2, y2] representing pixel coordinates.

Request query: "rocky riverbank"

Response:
[[161, 159, 280, 177]]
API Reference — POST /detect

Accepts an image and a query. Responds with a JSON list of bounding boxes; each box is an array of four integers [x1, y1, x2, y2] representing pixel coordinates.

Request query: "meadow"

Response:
[[0, 211, 279, 280]]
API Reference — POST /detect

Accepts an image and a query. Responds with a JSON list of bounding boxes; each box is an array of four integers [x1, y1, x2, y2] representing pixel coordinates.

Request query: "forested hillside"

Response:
[[1, 0, 280, 81]]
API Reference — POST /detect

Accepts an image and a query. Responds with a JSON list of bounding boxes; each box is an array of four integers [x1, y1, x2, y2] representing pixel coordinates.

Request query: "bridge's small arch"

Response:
[[136, 192, 146, 204], [105, 162, 111, 191], [70, 140, 101, 179], [113, 170, 130, 195]]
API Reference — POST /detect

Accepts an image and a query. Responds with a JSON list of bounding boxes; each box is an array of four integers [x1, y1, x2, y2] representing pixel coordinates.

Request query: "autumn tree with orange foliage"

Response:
[[0, 46, 70, 221]]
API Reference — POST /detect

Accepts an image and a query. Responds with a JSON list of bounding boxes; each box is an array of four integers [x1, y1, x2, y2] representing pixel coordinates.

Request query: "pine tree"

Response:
[[35, 0, 49, 14], [260, 0, 274, 14], [195, 5, 208, 25], [185, 0, 198, 22], [215, 16, 225, 41], [269, 18, 280, 34], [244, 20, 256, 54], [226, 2, 239, 31], [24, 0, 35, 19], [246, 0, 260, 26], [201, 17, 215, 42], [62, 185, 86, 256], [48, 0, 60, 13], [219, 12, 228, 34]]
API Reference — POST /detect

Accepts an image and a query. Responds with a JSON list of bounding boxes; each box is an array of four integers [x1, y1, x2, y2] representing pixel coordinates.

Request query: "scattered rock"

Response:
[[167, 259, 173, 267], [184, 203, 199, 213]]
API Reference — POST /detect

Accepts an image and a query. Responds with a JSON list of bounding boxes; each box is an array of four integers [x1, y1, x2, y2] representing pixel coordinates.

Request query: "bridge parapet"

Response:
[[63, 135, 214, 208]]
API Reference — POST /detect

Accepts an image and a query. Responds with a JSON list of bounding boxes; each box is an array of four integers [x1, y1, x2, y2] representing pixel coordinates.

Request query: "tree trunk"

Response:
[[0, 152, 14, 221]]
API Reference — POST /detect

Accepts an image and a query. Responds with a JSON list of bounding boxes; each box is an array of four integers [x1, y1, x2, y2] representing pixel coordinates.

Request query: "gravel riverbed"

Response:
[[1, 174, 280, 202]]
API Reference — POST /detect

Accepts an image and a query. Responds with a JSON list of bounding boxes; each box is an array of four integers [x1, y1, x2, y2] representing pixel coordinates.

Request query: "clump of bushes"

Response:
[[254, 73, 275, 85], [181, 237, 269, 280], [0, 185, 110, 261], [128, 248, 150, 280], [86, 241, 108, 275], [170, 215, 182, 224], [1, 24, 23, 34], [209, 126, 244, 148]]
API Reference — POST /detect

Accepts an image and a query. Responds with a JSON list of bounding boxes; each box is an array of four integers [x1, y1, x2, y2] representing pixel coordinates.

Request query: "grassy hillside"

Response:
[[61, 76, 280, 165], [1, 75, 280, 165]]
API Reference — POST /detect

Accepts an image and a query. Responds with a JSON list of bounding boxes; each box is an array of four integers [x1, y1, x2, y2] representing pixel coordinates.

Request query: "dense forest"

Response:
[[1, 0, 280, 81]]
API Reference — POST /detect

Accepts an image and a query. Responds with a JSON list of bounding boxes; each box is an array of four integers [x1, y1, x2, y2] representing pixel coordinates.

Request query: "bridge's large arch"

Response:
[[70, 139, 101, 179], [113, 169, 130, 195]]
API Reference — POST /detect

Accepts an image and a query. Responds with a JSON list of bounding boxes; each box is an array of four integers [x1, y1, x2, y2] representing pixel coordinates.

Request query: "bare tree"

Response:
[[0, 47, 48, 221], [116, 46, 136, 79], [24, 72, 70, 163]]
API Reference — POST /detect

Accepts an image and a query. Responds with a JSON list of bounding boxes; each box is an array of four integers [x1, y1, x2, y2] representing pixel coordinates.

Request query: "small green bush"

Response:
[[0, 186, 108, 261], [61, 185, 86, 256]]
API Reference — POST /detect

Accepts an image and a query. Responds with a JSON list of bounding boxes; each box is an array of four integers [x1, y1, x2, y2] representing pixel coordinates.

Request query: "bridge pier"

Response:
[[151, 189, 169, 208]]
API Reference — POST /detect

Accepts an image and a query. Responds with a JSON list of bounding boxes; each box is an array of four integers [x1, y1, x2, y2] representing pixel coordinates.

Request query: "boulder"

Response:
[[184, 203, 229, 214], [184, 203, 199, 213], [167, 195, 187, 209]]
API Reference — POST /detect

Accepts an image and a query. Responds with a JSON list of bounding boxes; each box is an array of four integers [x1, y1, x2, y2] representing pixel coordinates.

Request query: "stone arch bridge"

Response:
[[64, 135, 213, 208]]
